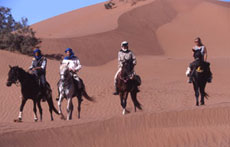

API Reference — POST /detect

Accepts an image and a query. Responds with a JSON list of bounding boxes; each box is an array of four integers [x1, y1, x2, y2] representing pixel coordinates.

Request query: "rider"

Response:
[[29, 48, 47, 101], [187, 37, 212, 83], [113, 41, 137, 95], [62, 48, 82, 89]]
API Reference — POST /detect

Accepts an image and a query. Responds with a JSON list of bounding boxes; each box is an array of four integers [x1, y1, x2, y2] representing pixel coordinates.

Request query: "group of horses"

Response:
[[6, 57, 210, 122]]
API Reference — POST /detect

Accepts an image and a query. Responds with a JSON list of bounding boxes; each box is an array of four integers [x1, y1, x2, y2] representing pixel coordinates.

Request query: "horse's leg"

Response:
[[121, 92, 129, 115], [33, 100, 38, 122], [15, 98, 27, 122], [200, 84, 206, 105], [58, 94, 65, 120], [131, 91, 142, 112], [119, 92, 125, 114], [37, 100, 43, 121], [193, 83, 199, 106], [77, 94, 82, 119], [66, 98, 73, 120]]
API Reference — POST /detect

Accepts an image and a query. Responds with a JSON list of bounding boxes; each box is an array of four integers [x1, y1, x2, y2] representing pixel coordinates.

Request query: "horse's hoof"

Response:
[[60, 115, 66, 120], [14, 118, 22, 123], [122, 109, 130, 115], [34, 119, 38, 122]]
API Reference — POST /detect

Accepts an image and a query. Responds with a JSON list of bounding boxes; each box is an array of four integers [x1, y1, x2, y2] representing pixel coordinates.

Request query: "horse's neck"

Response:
[[120, 69, 126, 78], [18, 69, 33, 84]]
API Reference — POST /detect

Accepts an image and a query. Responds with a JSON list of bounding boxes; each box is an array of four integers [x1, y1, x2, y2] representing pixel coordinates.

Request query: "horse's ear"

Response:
[[9, 65, 12, 69]]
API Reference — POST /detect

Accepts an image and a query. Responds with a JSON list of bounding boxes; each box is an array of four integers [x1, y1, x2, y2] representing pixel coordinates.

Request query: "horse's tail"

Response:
[[47, 96, 59, 114], [204, 91, 209, 100], [80, 79, 95, 102], [46, 84, 59, 115], [134, 98, 142, 110], [82, 88, 95, 102], [131, 90, 142, 110]]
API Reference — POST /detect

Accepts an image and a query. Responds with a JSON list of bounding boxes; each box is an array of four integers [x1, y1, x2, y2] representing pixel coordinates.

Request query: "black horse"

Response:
[[190, 52, 210, 106], [116, 60, 142, 115], [6, 66, 59, 122]]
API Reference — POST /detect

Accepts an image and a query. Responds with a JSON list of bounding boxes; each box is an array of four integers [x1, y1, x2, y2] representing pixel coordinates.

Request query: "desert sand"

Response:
[[0, 0, 230, 146]]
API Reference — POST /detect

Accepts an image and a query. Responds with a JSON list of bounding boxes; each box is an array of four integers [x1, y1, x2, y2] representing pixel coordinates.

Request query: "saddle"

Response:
[[134, 75, 141, 86], [196, 66, 204, 73], [119, 72, 141, 86]]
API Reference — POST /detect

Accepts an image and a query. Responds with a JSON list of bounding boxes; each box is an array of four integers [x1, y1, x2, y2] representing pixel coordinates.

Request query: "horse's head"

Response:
[[60, 63, 72, 82], [7, 65, 20, 87], [193, 50, 203, 62], [121, 59, 134, 79]]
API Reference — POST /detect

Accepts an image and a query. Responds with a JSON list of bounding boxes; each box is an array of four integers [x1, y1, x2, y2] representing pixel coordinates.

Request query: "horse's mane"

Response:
[[60, 63, 68, 71], [14, 66, 33, 78]]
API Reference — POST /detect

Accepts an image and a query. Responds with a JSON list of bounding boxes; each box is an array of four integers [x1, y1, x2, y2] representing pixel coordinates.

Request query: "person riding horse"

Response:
[[29, 48, 47, 101], [61, 48, 82, 89], [187, 37, 212, 83], [113, 41, 139, 95]]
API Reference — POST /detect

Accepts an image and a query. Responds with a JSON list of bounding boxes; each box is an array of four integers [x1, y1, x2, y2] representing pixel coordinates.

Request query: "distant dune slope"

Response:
[[32, 0, 178, 66], [157, 0, 230, 58]]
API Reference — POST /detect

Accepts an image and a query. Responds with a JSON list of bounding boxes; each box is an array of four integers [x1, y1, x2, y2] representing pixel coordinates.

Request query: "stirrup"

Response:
[[187, 78, 192, 83], [113, 91, 119, 95]]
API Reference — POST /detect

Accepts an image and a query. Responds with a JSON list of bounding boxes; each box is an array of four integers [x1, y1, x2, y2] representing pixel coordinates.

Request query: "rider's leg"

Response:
[[188, 61, 198, 83], [40, 75, 47, 102], [73, 74, 82, 89], [206, 62, 212, 83], [113, 68, 121, 95]]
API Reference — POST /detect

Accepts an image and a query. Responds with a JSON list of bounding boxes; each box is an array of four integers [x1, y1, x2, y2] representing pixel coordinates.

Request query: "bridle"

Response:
[[7, 68, 20, 87], [120, 60, 134, 83]]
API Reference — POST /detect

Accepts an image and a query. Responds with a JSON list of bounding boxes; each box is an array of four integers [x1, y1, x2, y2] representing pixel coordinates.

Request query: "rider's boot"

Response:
[[207, 74, 212, 83], [113, 87, 119, 95], [137, 87, 140, 93], [41, 86, 46, 102], [188, 76, 193, 83]]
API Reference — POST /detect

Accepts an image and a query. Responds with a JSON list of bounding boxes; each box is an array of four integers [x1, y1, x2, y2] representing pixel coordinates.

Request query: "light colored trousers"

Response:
[[114, 68, 121, 86]]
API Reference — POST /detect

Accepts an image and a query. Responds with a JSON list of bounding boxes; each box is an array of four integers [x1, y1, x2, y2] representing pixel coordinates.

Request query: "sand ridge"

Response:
[[1, 0, 230, 146]]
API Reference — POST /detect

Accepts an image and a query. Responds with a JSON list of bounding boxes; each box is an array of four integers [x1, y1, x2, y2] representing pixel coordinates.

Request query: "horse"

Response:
[[116, 59, 142, 115], [6, 66, 59, 122], [186, 51, 210, 106], [57, 63, 94, 120]]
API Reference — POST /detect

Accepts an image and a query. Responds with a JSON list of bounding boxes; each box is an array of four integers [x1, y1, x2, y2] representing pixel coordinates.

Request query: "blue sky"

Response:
[[0, 0, 107, 25]]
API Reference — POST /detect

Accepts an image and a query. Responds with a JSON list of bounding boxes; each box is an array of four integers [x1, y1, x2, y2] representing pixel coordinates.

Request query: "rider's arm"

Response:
[[28, 59, 35, 70], [118, 51, 122, 68], [73, 59, 82, 72], [41, 58, 47, 70], [204, 47, 208, 61], [131, 51, 137, 65]]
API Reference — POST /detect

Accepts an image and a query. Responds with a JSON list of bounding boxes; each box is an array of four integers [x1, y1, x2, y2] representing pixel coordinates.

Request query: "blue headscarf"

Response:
[[64, 48, 76, 60], [33, 48, 42, 60]]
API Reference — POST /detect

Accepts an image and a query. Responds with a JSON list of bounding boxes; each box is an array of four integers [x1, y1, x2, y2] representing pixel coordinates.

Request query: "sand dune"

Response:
[[1, 0, 230, 146]]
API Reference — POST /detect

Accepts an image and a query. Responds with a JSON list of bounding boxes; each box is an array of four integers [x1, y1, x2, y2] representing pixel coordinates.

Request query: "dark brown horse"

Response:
[[116, 60, 142, 115], [189, 51, 210, 106], [6, 66, 59, 122]]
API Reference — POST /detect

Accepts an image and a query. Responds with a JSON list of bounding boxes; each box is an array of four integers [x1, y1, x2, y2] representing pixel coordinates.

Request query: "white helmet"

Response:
[[121, 41, 128, 47]]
